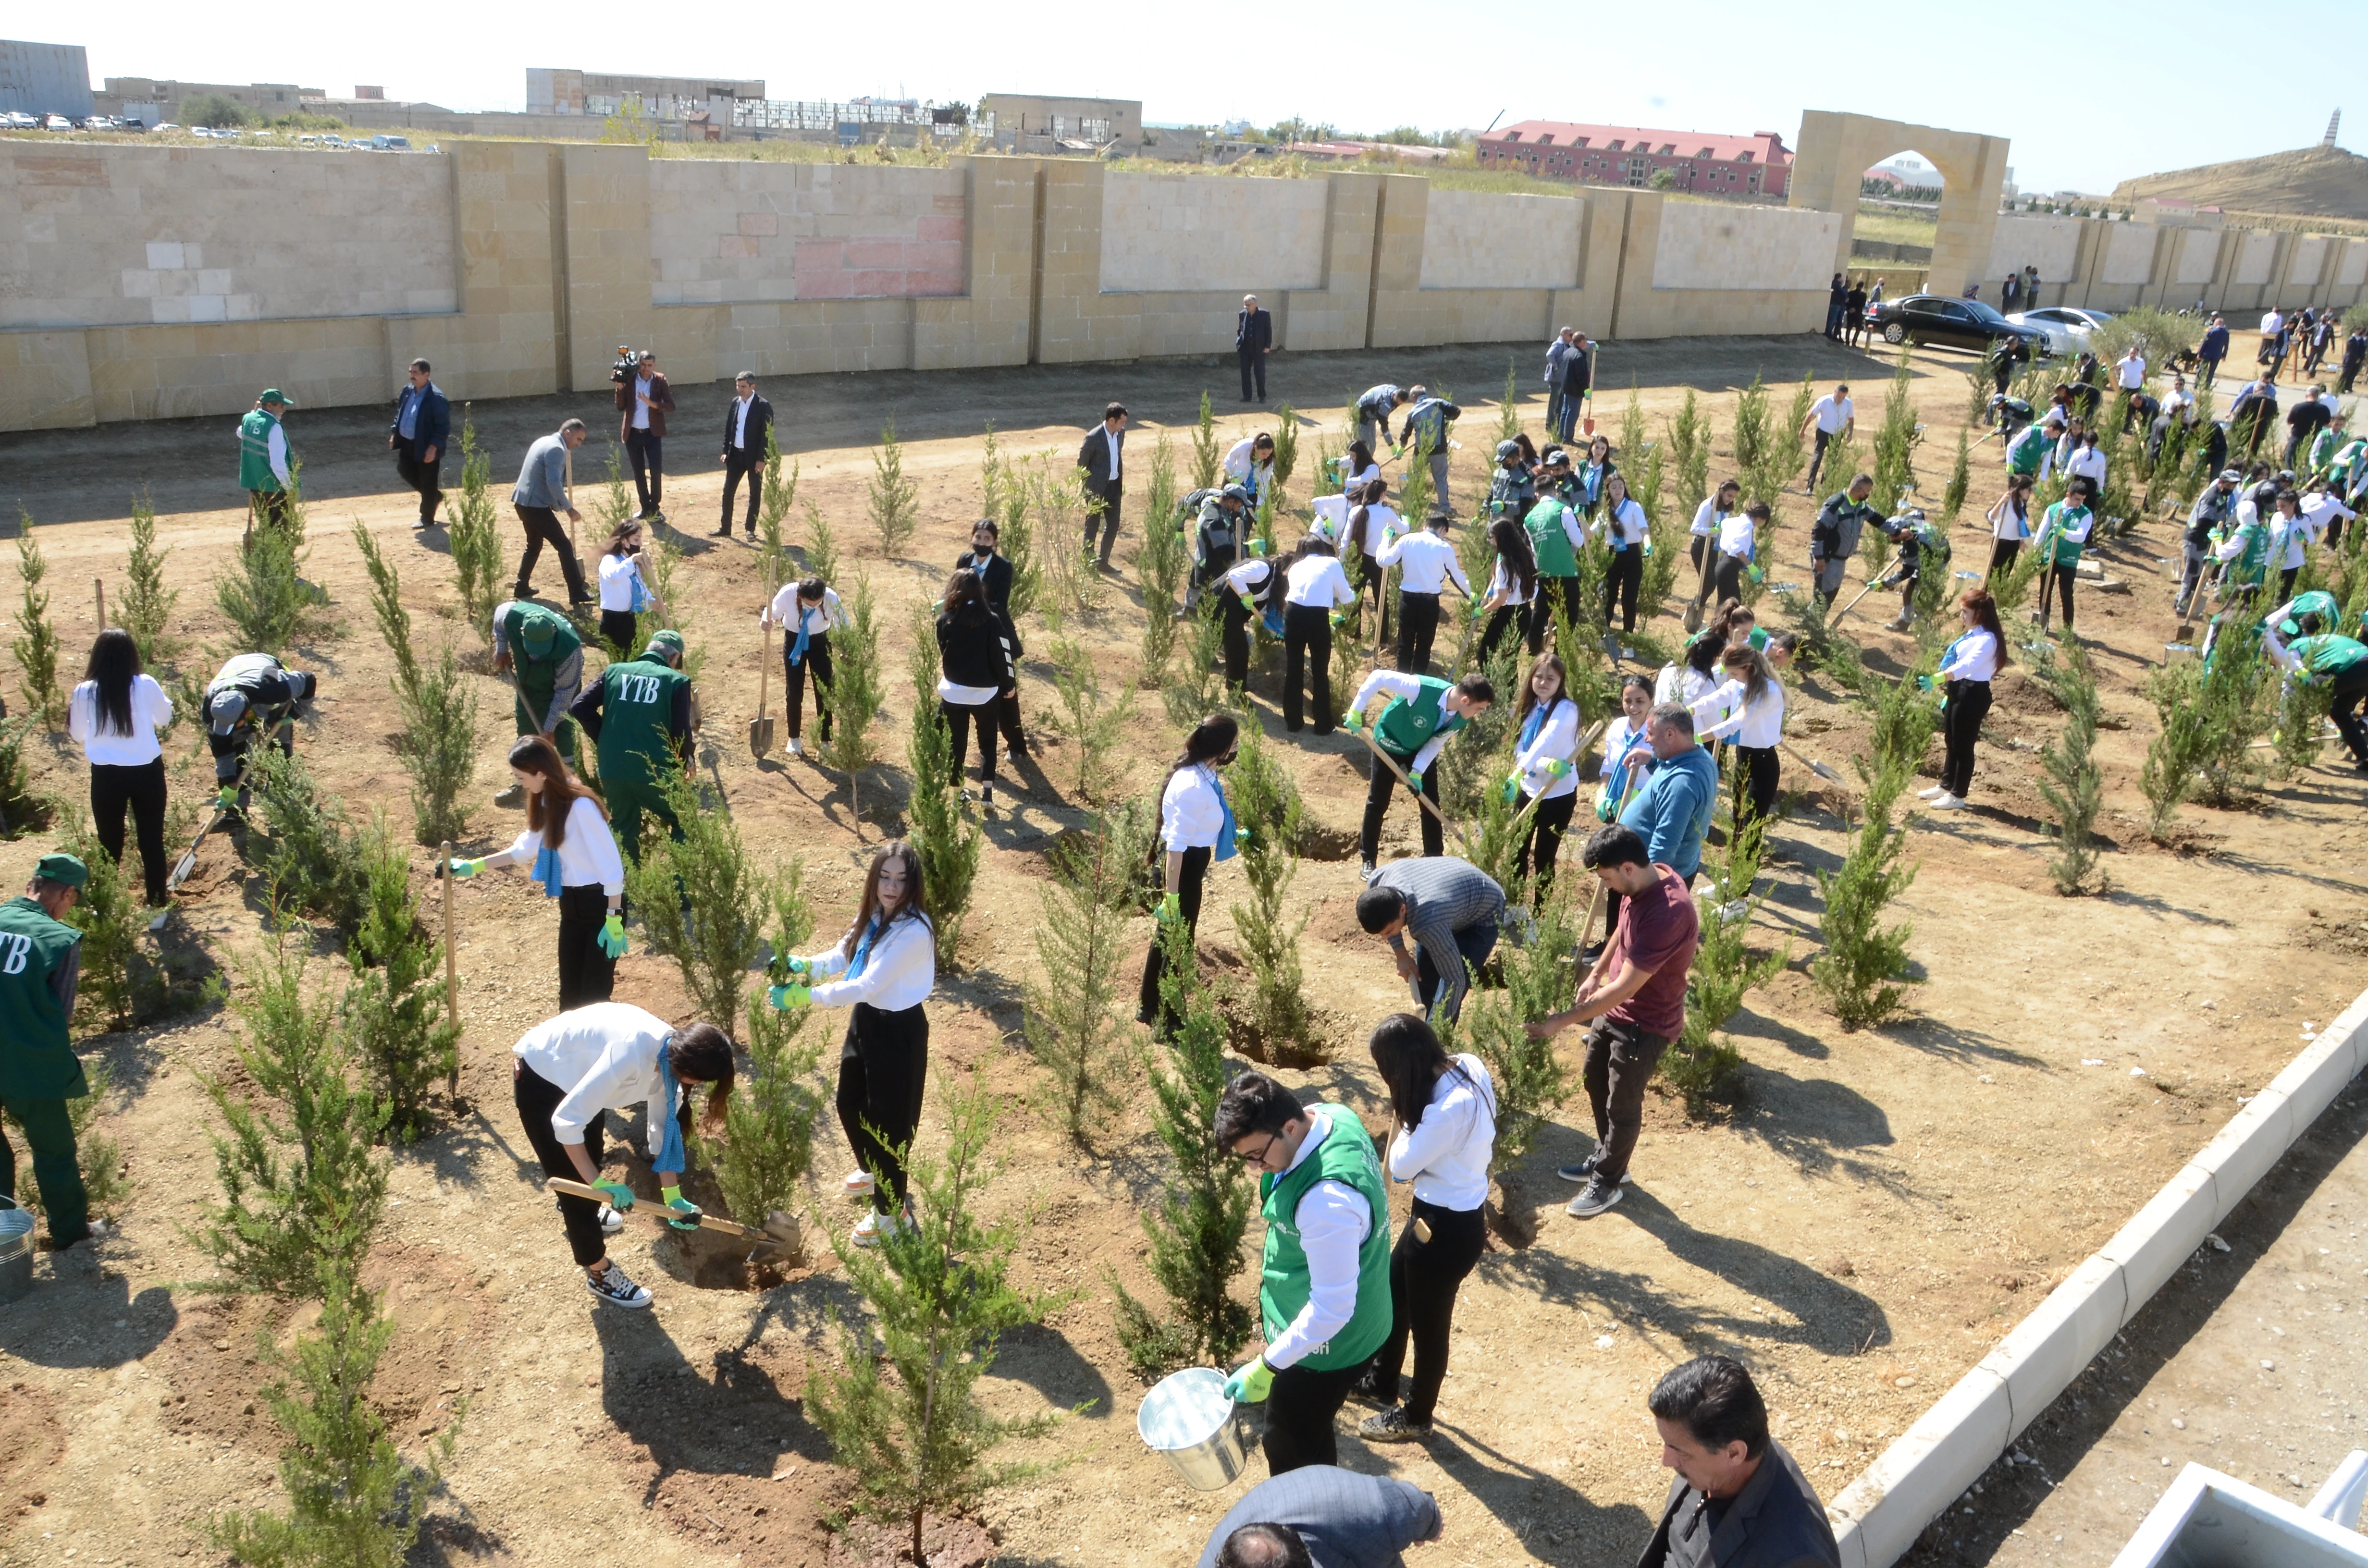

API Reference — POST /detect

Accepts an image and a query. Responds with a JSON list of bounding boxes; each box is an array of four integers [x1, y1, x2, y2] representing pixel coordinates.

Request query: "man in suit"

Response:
[[1238, 294, 1275, 403], [1079, 401, 1127, 568], [716, 371, 774, 539], [389, 358, 450, 530], [615, 349, 675, 522], [1543, 327, 1575, 433], [1199, 1466, 1443, 1568], [1637, 1355, 1839, 1568], [956, 518, 1028, 756]]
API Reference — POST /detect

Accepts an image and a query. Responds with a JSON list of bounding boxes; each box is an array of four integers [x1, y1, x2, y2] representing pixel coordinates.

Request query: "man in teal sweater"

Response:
[[1618, 703, 1719, 882]]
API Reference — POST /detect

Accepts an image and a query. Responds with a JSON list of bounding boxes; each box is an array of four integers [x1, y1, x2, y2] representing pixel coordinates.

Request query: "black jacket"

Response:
[[1237, 307, 1274, 353], [1079, 425, 1124, 499], [1636, 1441, 1839, 1568], [720, 393, 774, 462], [955, 550, 1014, 614], [937, 607, 1021, 691]]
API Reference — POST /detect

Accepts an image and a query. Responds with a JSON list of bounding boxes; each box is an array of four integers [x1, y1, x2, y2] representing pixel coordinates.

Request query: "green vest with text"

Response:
[[1371, 676, 1460, 760], [1525, 497, 1580, 578], [2224, 519, 2269, 587], [0, 897, 86, 1100], [2288, 634, 2368, 679], [594, 658, 688, 785], [238, 409, 284, 493], [1259, 1107, 1392, 1372]]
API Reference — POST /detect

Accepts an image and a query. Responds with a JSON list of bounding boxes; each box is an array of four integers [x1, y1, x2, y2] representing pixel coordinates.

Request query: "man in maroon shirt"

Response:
[[1528, 823, 1700, 1219]]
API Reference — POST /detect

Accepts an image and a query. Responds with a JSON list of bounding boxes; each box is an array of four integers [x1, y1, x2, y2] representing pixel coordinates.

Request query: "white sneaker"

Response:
[[786, 736, 802, 756], [851, 1210, 884, 1248], [1931, 793, 1969, 810], [598, 1203, 625, 1236], [585, 1262, 652, 1309], [1917, 785, 1944, 799], [842, 1170, 876, 1200]]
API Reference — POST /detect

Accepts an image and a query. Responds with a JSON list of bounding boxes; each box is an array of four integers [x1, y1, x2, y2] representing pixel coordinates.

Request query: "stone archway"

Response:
[[1789, 110, 2012, 296]]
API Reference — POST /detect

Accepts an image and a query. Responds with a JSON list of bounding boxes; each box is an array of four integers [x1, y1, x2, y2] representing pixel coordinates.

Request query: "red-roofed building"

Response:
[[1476, 121, 1791, 197]]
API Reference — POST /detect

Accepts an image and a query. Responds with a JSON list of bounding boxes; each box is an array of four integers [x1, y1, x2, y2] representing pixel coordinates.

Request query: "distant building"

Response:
[[525, 68, 765, 120], [1863, 153, 1942, 192], [0, 38, 92, 119], [96, 78, 321, 124], [1476, 119, 1790, 196], [981, 94, 1140, 153], [1285, 139, 1455, 164]]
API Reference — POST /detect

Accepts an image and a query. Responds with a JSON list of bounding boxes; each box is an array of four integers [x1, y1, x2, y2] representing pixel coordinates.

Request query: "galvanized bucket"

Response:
[[0, 1201, 35, 1306], [1137, 1367, 1247, 1492]]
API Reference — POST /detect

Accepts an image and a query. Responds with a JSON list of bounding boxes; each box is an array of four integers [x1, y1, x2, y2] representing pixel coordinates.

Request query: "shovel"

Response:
[[167, 805, 236, 892], [750, 588, 777, 758], [1780, 741, 1844, 783], [547, 1176, 761, 1238]]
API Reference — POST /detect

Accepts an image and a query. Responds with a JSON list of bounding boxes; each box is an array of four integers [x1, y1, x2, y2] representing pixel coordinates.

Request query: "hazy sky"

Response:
[[64, 2, 2367, 194]]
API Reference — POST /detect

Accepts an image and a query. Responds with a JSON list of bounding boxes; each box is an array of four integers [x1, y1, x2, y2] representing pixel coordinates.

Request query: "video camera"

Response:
[[611, 345, 644, 385]]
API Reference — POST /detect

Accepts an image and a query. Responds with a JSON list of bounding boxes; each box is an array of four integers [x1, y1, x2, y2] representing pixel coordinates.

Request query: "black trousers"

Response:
[[1362, 750, 1443, 862], [395, 447, 442, 526], [1239, 348, 1267, 402], [1413, 919, 1496, 1022], [941, 697, 998, 784], [1529, 575, 1578, 646], [720, 451, 761, 533], [1987, 538, 2023, 579], [1709, 553, 1746, 607], [2036, 563, 2077, 630], [1137, 845, 1211, 1026], [2328, 663, 2368, 765], [1808, 428, 1836, 490], [1940, 678, 1991, 799], [1603, 547, 1642, 631], [1477, 603, 1527, 665], [1222, 595, 1255, 688], [90, 757, 168, 906], [624, 429, 664, 514], [513, 504, 590, 602], [599, 608, 639, 654], [1516, 787, 1579, 895], [1263, 1358, 1370, 1476], [1084, 486, 1122, 562], [786, 634, 835, 741], [556, 884, 617, 1010], [1396, 591, 1442, 674], [1282, 604, 1334, 733], [1733, 744, 1780, 825], [1369, 1198, 1487, 1425], [515, 1058, 612, 1268], [1582, 1018, 1669, 1185], [837, 1002, 928, 1213], [1689, 535, 1708, 576]]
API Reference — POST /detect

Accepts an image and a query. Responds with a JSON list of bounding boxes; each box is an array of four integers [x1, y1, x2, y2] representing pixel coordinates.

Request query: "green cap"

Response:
[[259, 388, 296, 407], [518, 615, 557, 655], [643, 629, 685, 664], [35, 852, 88, 889]]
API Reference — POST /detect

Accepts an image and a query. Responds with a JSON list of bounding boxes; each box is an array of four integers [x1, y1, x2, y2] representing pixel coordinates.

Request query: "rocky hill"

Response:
[[2111, 143, 2368, 221]]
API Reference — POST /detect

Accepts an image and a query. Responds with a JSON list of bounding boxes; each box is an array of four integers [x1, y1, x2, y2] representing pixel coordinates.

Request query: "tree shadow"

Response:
[[2202, 847, 2368, 900], [1874, 1015, 2048, 1070], [1724, 1065, 1924, 1200], [988, 1321, 1112, 1421], [590, 1306, 834, 1506], [1390, 1423, 1658, 1566], [1721, 1004, 1830, 1060], [409, 1510, 511, 1565]]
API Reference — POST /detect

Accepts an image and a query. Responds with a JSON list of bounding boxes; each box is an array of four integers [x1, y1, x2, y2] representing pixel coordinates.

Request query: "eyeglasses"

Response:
[[1233, 1132, 1280, 1165]]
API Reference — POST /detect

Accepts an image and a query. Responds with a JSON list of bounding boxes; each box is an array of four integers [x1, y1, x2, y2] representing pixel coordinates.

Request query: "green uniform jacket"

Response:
[[495, 603, 585, 731], [2039, 502, 2093, 569], [1525, 497, 1581, 578], [2286, 634, 2368, 680], [1372, 676, 1462, 760], [2223, 519, 2270, 587], [578, 658, 691, 785], [2006, 424, 2050, 477], [238, 409, 285, 493], [1259, 1106, 1393, 1373], [0, 897, 86, 1099]]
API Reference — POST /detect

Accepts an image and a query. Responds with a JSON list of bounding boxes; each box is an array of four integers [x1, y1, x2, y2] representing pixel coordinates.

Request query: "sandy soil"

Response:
[[0, 332, 2358, 1568]]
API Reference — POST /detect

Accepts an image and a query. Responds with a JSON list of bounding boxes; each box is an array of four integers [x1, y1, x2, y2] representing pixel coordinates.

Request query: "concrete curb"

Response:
[[1826, 988, 2368, 1568]]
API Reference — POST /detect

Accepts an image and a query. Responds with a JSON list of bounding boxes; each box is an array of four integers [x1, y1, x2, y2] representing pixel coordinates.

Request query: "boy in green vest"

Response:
[[1216, 1071, 1392, 1476], [492, 599, 586, 807], [1342, 671, 1495, 880], [2262, 596, 2368, 771], [1524, 491, 1587, 637], [238, 390, 296, 536], [570, 630, 695, 861], [0, 854, 99, 1249]]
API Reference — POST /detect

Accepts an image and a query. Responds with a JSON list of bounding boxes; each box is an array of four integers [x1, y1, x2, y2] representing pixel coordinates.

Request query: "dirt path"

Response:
[[0, 331, 2358, 1568]]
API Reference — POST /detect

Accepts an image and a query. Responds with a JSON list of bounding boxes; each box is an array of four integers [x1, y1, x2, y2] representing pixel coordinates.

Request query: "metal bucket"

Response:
[[0, 1201, 35, 1306], [1137, 1367, 1247, 1492], [2165, 642, 2197, 663]]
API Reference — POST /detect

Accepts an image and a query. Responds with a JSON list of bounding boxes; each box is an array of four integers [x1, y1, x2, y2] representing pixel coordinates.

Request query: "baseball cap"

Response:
[[518, 616, 558, 656], [643, 629, 685, 664], [35, 852, 88, 889], [259, 388, 296, 407], [2219, 468, 2244, 482], [1221, 484, 1251, 504], [1496, 440, 1521, 460]]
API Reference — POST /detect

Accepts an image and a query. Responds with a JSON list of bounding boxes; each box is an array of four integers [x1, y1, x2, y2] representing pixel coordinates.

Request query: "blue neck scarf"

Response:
[[530, 842, 563, 897], [1212, 768, 1239, 863], [789, 599, 817, 666], [1518, 699, 1554, 754], [847, 913, 885, 980], [651, 1040, 688, 1174]]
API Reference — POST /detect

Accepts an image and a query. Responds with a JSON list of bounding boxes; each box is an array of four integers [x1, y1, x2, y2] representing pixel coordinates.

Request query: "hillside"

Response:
[[2111, 142, 2368, 220]]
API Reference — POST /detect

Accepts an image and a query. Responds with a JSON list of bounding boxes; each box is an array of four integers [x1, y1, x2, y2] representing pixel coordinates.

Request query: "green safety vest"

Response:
[[498, 605, 582, 687], [238, 409, 284, 492], [2006, 424, 2049, 476], [2040, 502, 2093, 568], [2287, 634, 2368, 678], [0, 897, 86, 1100], [1525, 497, 1580, 578], [1372, 676, 1460, 760], [594, 658, 688, 785], [2223, 520, 2269, 587], [1259, 1106, 1393, 1372]]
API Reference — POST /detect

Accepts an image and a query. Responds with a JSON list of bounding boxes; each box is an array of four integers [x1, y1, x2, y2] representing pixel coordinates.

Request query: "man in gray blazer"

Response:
[[1638, 1356, 1840, 1567], [1200, 1465, 1443, 1568]]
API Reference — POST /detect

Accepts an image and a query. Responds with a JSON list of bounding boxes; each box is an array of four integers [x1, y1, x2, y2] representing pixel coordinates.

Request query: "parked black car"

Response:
[[1867, 294, 2048, 358]]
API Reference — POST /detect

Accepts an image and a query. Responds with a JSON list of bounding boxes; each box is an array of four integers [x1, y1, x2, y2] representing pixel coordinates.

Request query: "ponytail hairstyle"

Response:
[[83, 627, 142, 738], [1702, 597, 1747, 649], [510, 734, 606, 849], [1687, 617, 1733, 677], [1367, 1013, 1482, 1131], [839, 838, 930, 956], [1164, 712, 1240, 800], [1724, 604, 1758, 645], [1515, 651, 1569, 727], [1959, 586, 2010, 667], [1489, 516, 1538, 600], [667, 1022, 737, 1132], [1718, 643, 1774, 710]]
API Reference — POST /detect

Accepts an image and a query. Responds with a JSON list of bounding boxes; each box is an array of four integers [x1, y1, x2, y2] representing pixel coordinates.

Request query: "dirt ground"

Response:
[[0, 328, 2359, 1568]]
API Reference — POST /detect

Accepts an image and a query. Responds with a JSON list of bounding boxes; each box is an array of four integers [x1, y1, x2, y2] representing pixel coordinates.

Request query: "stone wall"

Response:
[[1987, 214, 2084, 288], [1098, 172, 1328, 294], [1650, 202, 1840, 292], [648, 161, 967, 307], [1417, 190, 1582, 291]]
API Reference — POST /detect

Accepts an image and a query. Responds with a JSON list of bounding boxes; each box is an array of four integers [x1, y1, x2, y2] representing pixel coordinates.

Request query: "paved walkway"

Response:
[[1899, 1074, 2368, 1564]]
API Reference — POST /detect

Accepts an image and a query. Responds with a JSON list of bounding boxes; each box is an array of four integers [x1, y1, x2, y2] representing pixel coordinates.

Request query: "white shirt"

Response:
[[1224, 438, 1273, 494], [1350, 502, 1401, 557], [1486, 557, 1529, 607], [1514, 695, 1581, 800], [1690, 499, 1729, 538], [800, 909, 936, 1013], [1376, 528, 1469, 595], [2300, 492, 2355, 548], [1284, 554, 1358, 608], [1716, 512, 1755, 560], [1260, 1108, 1374, 1371], [2262, 311, 2284, 337], [1338, 460, 1380, 496], [1102, 424, 1123, 484], [2271, 512, 2312, 570], [1160, 763, 1226, 852], [506, 796, 627, 895], [1387, 1055, 1497, 1211], [70, 674, 173, 767], [1224, 558, 1273, 600], [1691, 676, 1785, 748], [1310, 493, 1348, 540], [264, 421, 290, 486], [1811, 393, 1854, 435], [1352, 670, 1458, 775], [2065, 446, 2109, 488], [1988, 492, 2033, 541], [1598, 497, 1649, 549], [2161, 387, 2194, 420], [1936, 627, 1999, 683], [598, 551, 652, 612], [513, 1002, 677, 1149], [937, 675, 999, 706], [631, 374, 654, 430], [765, 582, 847, 637], [731, 393, 754, 450], [1597, 713, 1653, 782], [2117, 354, 2146, 390]]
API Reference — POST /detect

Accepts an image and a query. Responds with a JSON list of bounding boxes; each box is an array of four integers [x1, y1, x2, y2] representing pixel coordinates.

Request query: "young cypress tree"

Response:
[[867, 418, 920, 556], [340, 815, 459, 1143], [1022, 815, 1133, 1151], [1271, 403, 1301, 492], [757, 426, 799, 581], [1191, 391, 1221, 490], [59, 812, 141, 1032], [716, 874, 827, 1228], [2139, 659, 2212, 839], [801, 496, 841, 588], [214, 523, 309, 659], [121, 491, 181, 667], [249, 746, 372, 939], [13, 516, 63, 728], [1667, 390, 1713, 520], [446, 414, 506, 640], [904, 604, 981, 965], [2036, 637, 2106, 894], [624, 770, 775, 1040], [1942, 429, 1973, 523], [1768, 374, 1816, 497], [816, 576, 886, 828], [1046, 635, 1135, 801], [1665, 810, 1788, 1107], [1869, 351, 1920, 515], [1729, 375, 1772, 481], [1811, 766, 1920, 1031], [353, 524, 476, 846], [1137, 435, 1185, 688], [1498, 361, 1523, 448], [1165, 596, 1229, 726], [1227, 719, 1315, 1061]]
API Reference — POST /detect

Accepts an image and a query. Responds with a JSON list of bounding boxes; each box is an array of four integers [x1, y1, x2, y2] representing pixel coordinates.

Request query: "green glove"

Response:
[[1239, 595, 1258, 615], [447, 857, 482, 879], [1223, 1359, 1275, 1404], [1156, 892, 1182, 924], [1914, 675, 1935, 694], [1406, 769, 1425, 792], [597, 913, 628, 957], [592, 1178, 634, 1211], [769, 982, 812, 1010], [661, 1185, 701, 1231], [783, 955, 812, 975], [1235, 825, 1251, 845], [1247, 538, 1270, 558], [1502, 773, 1523, 805], [215, 785, 238, 809], [1545, 758, 1574, 777], [1330, 611, 1349, 629], [1341, 709, 1365, 734]]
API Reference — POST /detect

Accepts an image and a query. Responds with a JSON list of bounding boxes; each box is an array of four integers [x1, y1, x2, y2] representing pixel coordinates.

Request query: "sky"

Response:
[[54, 1, 2368, 195]]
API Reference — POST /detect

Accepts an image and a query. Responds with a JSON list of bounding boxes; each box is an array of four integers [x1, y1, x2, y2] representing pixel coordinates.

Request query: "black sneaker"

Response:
[[1348, 1368, 1399, 1406], [585, 1262, 652, 1309], [1358, 1406, 1432, 1443], [1565, 1177, 1625, 1219], [1556, 1150, 1603, 1184]]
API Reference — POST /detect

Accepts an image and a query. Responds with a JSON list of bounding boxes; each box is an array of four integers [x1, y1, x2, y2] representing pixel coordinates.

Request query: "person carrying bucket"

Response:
[[1216, 1071, 1393, 1476]]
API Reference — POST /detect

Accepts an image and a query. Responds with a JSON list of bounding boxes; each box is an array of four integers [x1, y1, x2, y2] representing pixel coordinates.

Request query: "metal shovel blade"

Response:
[[749, 714, 775, 757]]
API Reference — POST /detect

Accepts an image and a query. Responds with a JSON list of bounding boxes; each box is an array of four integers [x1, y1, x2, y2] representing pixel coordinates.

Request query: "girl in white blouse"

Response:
[[1593, 674, 1657, 826], [1220, 554, 1276, 689], [1281, 536, 1359, 734], [1597, 473, 1652, 636], [1690, 478, 1741, 589], [71, 629, 176, 909], [1478, 517, 1540, 664], [1354, 1013, 1497, 1443], [1508, 652, 1583, 894], [1922, 587, 2007, 812], [760, 575, 847, 756], [596, 520, 663, 654], [1708, 498, 1764, 608], [1137, 714, 1241, 1031], [1690, 643, 1787, 824], [1985, 472, 2036, 579], [771, 840, 936, 1246], [447, 735, 629, 1009], [1337, 440, 1382, 498]]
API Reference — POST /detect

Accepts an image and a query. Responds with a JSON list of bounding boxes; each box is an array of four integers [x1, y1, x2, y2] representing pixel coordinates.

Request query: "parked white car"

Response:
[[0, 111, 37, 130], [42, 114, 74, 131], [2006, 306, 2115, 357]]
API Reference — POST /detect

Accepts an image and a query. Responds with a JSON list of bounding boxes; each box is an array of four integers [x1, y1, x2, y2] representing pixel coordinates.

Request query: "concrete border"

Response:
[[1825, 986, 2368, 1568]]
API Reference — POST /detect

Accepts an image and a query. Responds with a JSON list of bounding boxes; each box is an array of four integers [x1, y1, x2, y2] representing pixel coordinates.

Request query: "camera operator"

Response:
[[612, 347, 674, 524]]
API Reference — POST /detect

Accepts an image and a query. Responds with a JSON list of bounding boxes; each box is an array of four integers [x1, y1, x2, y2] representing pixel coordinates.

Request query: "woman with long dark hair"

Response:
[[1353, 1013, 1496, 1443], [70, 628, 174, 909], [512, 1004, 736, 1309], [1136, 713, 1240, 1030], [1338, 440, 1381, 498], [1280, 533, 1358, 733], [935, 567, 1021, 809], [772, 840, 935, 1247], [1922, 587, 2008, 812], [1576, 434, 1618, 516], [446, 735, 627, 1008], [1690, 478, 1740, 588], [595, 519, 662, 653], [1597, 472, 1650, 635], [1510, 653, 1583, 894], [1690, 643, 1786, 825], [1709, 498, 1764, 608], [1986, 471, 2036, 580], [761, 574, 845, 758], [1478, 516, 1539, 663]]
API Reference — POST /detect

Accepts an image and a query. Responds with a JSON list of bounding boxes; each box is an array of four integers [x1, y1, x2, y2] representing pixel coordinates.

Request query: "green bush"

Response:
[[624, 769, 774, 1040], [1669, 812, 1788, 1108], [1136, 436, 1185, 688], [121, 492, 181, 667], [1811, 769, 1920, 1031], [249, 746, 371, 937], [1227, 719, 1316, 1062], [2036, 638, 2107, 894], [867, 419, 919, 556], [12, 518, 62, 729], [816, 576, 886, 824], [1024, 816, 1135, 1150], [215, 525, 310, 659], [341, 816, 459, 1142], [447, 416, 506, 639], [1191, 392, 1221, 490], [355, 523, 476, 846], [715, 875, 826, 1226], [1046, 634, 1136, 802], [182, 92, 261, 129]]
